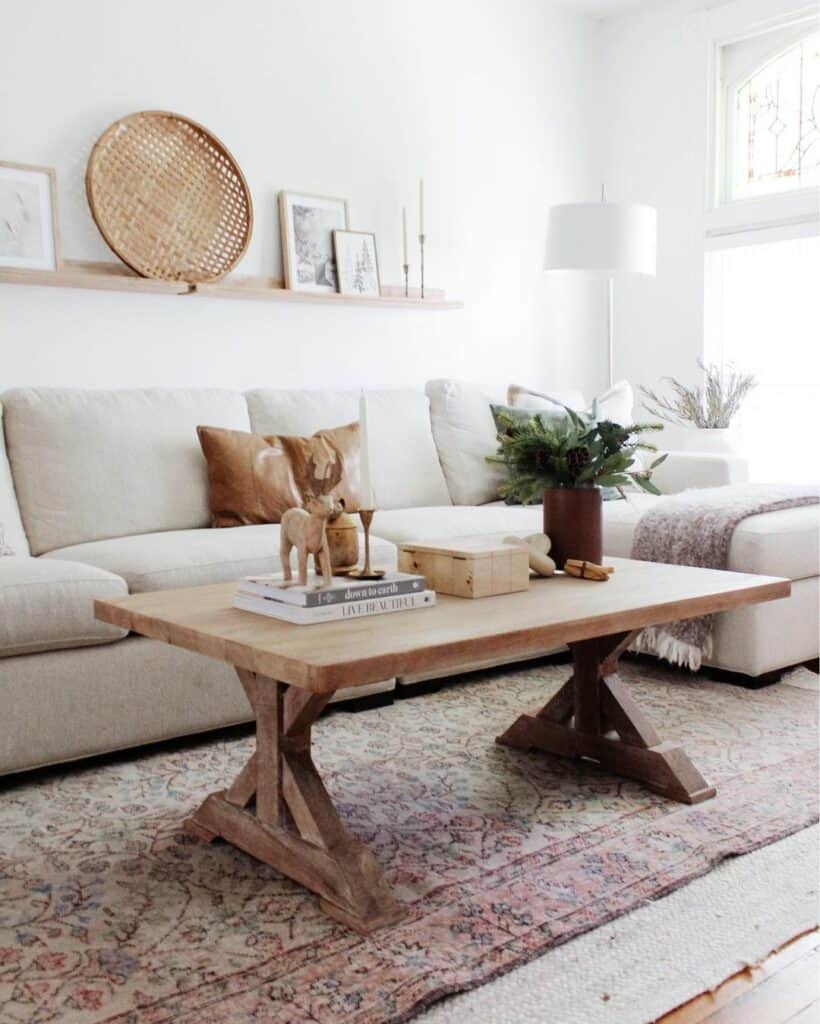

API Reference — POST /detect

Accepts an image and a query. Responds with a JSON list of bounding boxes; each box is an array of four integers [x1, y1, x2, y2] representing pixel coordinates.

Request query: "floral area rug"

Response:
[[1, 661, 817, 1024]]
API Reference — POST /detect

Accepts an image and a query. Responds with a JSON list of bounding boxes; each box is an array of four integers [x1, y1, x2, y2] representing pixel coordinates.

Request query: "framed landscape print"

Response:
[[0, 162, 60, 272], [333, 230, 381, 297], [278, 191, 349, 292]]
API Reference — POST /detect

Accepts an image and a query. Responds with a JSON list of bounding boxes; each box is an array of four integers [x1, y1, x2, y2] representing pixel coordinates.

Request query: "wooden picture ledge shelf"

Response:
[[0, 261, 463, 310], [0, 260, 190, 295], [195, 278, 463, 309]]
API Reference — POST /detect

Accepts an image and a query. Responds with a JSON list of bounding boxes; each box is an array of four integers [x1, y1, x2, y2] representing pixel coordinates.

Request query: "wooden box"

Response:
[[398, 536, 530, 599]]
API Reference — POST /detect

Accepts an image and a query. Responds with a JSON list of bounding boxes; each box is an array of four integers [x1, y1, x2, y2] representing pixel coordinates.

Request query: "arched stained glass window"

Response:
[[727, 30, 819, 200]]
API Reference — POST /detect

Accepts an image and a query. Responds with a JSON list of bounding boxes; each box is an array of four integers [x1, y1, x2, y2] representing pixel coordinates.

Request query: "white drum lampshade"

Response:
[[544, 202, 657, 277], [544, 198, 657, 385]]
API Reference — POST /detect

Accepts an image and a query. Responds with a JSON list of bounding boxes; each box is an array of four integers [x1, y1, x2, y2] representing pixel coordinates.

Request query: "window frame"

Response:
[[722, 27, 819, 204], [704, 3, 820, 248]]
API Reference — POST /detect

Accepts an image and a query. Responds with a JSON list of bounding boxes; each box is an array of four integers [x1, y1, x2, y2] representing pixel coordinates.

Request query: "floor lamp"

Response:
[[544, 189, 657, 388]]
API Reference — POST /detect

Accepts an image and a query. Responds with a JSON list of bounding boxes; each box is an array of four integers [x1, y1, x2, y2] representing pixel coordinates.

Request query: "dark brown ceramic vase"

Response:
[[542, 487, 603, 568]]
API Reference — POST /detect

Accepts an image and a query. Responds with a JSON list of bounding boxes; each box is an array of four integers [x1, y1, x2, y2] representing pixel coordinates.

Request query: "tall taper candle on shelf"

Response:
[[350, 392, 385, 579], [418, 178, 426, 300], [402, 206, 409, 298]]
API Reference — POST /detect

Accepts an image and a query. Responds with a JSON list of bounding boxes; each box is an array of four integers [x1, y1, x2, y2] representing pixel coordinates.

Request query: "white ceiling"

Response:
[[563, 0, 727, 20], [561, 0, 647, 16]]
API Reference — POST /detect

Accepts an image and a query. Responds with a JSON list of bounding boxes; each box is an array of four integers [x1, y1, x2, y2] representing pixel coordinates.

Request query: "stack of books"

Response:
[[233, 571, 435, 625]]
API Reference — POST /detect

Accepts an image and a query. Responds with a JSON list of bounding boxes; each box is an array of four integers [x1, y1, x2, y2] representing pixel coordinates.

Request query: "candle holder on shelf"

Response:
[[403, 262, 409, 298], [348, 509, 386, 580], [418, 234, 426, 299]]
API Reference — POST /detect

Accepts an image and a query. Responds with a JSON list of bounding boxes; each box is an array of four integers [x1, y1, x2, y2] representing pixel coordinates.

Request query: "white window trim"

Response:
[[704, 1, 820, 249]]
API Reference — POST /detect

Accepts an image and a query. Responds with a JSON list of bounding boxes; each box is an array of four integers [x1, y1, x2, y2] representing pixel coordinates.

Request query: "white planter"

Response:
[[678, 427, 739, 454]]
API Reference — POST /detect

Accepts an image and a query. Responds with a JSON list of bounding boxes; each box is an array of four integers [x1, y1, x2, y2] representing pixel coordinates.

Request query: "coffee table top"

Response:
[[95, 558, 790, 692], [95, 558, 788, 691]]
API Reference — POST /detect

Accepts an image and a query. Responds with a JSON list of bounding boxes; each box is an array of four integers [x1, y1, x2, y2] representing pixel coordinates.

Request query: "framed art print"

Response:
[[333, 230, 381, 297], [278, 191, 349, 292], [0, 162, 60, 272]]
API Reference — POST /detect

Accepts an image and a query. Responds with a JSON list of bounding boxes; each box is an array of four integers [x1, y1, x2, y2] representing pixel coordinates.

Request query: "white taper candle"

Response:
[[359, 391, 375, 509], [402, 206, 408, 264], [419, 178, 424, 235]]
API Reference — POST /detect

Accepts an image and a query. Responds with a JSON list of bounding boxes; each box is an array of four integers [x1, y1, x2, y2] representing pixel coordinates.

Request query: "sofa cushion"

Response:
[[370, 504, 545, 545], [371, 501, 656, 550], [0, 404, 29, 557], [424, 379, 508, 506], [726, 505, 819, 581], [198, 422, 360, 526], [602, 494, 656, 558], [45, 525, 398, 593], [601, 495, 818, 580], [246, 389, 451, 510], [0, 557, 127, 658], [1, 388, 250, 555]]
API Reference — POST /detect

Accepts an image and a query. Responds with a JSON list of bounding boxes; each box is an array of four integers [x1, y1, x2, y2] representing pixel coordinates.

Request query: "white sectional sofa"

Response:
[[1, 385, 817, 776]]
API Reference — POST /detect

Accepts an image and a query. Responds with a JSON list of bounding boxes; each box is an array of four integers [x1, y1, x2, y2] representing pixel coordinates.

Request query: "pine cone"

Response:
[[566, 446, 591, 474], [598, 421, 629, 454]]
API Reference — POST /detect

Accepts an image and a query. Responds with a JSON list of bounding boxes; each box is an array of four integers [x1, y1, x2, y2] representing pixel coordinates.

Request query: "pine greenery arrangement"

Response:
[[640, 360, 757, 429], [489, 408, 667, 504]]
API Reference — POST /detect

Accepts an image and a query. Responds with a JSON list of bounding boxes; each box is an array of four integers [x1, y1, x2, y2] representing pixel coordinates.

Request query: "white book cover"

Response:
[[239, 571, 426, 607], [233, 589, 436, 625]]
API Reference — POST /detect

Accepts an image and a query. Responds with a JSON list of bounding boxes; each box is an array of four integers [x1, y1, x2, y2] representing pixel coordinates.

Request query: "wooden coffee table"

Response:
[[95, 557, 789, 933]]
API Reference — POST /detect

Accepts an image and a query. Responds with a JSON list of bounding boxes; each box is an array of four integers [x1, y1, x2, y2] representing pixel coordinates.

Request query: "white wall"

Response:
[[0, 0, 603, 399], [599, 0, 810, 436], [600, 2, 713, 442]]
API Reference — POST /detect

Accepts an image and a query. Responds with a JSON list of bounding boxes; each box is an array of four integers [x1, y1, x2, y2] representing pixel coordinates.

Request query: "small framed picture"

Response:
[[0, 162, 61, 272], [278, 191, 349, 292], [333, 230, 381, 298]]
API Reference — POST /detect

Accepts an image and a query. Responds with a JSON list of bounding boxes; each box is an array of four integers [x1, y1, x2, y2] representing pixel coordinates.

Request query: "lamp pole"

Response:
[[607, 276, 615, 389], [601, 184, 615, 389]]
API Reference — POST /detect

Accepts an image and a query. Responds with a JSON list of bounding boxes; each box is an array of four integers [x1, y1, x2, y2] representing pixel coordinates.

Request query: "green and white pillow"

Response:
[[507, 380, 634, 425]]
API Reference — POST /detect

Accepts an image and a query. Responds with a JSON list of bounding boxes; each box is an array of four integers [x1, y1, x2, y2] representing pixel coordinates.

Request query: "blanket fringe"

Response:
[[631, 628, 713, 673]]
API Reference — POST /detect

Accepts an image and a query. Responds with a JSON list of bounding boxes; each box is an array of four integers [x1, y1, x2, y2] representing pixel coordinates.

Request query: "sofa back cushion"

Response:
[[246, 389, 451, 510], [0, 404, 30, 557], [425, 379, 509, 506], [2, 388, 250, 554]]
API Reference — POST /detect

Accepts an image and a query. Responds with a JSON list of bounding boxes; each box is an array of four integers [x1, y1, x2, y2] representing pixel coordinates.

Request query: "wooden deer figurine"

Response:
[[280, 454, 344, 589]]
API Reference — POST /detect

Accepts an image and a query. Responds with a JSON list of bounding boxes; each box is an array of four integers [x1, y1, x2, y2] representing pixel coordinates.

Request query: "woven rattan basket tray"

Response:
[[86, 110, 253, 283]]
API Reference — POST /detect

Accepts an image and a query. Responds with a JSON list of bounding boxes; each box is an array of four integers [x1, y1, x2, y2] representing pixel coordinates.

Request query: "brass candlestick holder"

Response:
[[418, 233, 426, 299], [403, 262, 410, 298], [348, 508, 386, 580]]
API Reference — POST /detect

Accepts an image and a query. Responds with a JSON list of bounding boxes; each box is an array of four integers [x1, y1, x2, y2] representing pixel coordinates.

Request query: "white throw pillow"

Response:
[[425, 379, 508, 506], [507, 380, 634, 425]]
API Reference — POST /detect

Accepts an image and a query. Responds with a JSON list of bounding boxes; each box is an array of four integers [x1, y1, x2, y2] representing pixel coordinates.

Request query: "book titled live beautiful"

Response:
[[239, 571, 426, 608], [233, 589, 435, 625]]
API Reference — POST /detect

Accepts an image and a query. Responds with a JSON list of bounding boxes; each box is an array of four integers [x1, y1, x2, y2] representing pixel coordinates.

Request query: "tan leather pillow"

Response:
[[197, 422, 360, 527]]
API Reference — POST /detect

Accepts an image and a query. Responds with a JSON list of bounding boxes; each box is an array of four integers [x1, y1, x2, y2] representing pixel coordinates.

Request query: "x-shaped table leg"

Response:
[[497, 632, 716, 804], [186, 668, 405, 933]]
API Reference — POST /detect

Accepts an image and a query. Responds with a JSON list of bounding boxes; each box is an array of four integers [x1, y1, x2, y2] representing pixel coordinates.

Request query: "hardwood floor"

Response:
[[657, 928, 820, 1024]]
